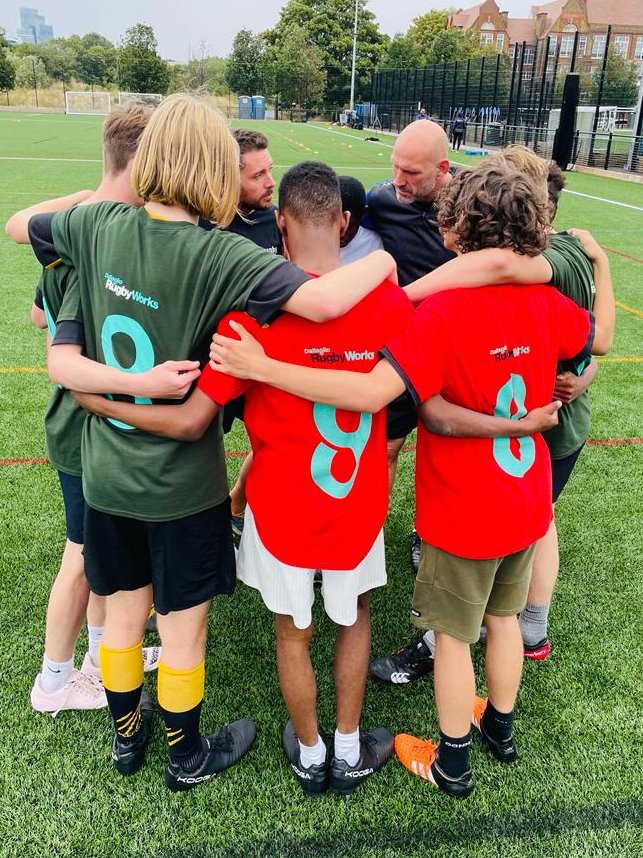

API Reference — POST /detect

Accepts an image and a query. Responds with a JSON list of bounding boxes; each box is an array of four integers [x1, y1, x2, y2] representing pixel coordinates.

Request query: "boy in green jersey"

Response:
[[27, 95, 397, 790], [5, 102, 172, 714]]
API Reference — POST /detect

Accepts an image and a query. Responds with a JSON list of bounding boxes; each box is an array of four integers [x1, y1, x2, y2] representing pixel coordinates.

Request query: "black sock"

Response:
[[105, 685, 144, 744], [160, 701, 204, 768], [436, 730, 471, 778], [482, 701, 514, 742]]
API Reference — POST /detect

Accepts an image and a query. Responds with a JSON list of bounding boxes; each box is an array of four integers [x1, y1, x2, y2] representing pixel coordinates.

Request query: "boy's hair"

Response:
[[131, 94, 240, 227], [339, 175, 366, 221], [486, 144, 550, 210], [233, 129, 269, 163], [547, 162, 566, 216], [279, 161, 341, 226], [103, 101, 154, 175], [437, 163, 549, 256]]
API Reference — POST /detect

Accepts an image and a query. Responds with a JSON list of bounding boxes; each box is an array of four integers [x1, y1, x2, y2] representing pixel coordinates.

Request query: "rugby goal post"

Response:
[[64, 90, 111, 115], [118, 92, 163, 108]]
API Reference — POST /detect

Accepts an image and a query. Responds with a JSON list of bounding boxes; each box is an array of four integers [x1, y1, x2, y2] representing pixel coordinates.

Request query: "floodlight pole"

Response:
[[349, 0, 359, 110]]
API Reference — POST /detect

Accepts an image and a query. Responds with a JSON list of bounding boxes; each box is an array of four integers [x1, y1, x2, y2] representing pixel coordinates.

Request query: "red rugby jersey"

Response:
[[382, 285, 593, 559], [199, 280, 414, 569]]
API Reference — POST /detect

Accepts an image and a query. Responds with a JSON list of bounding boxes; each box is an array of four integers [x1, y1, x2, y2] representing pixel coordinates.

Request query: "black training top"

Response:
[[366, 182, 456, 286], [199, 205, 282, 256]]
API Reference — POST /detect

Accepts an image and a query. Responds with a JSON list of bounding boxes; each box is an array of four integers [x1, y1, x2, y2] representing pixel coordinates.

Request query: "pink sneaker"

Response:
[[80, 652, 101, 680], [80, 647, 161, 680], [30, 669, 107, 717]]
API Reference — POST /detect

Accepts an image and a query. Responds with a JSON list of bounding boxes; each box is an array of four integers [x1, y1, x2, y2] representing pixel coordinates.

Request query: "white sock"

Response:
[[40, 655, 74, 693], [422, 629, 436, 655], [334, 728, 360, 767], [299, 734, 327, 769], [87, 625, 104, 667]]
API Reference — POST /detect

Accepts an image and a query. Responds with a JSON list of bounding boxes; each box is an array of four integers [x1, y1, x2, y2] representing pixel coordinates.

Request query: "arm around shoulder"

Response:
[[5, 190, 93, 244], [282, 250, 397, 321]]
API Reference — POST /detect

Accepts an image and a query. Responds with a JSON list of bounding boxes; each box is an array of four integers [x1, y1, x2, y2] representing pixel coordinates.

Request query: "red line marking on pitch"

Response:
[[0, 456, 49, 466], [601, 246, 643, 265]]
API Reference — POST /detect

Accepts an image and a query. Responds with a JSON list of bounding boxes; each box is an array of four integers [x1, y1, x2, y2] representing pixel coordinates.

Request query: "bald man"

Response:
[[367, 120, 456, 286], [366, 121, 457, 577]]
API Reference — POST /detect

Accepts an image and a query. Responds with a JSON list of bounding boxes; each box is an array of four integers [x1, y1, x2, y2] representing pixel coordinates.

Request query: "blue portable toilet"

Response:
[[238, 96, 252, 119], [252, 95, 266, 120]]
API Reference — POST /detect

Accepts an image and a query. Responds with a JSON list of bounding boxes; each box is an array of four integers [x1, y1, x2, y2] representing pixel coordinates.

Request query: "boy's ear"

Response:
[[339, 210, 351, 238], [276, 209, 287, 236]]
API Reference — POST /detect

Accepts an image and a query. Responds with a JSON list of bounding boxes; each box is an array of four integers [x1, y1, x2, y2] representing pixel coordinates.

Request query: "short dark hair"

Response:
[[547, 162, 566, 216], [338, 175, 366, 221], [437, 163, 549, 256], [103, 101, 153, 174], [279, 161, 341, 226], [232, 129, 269, 162]]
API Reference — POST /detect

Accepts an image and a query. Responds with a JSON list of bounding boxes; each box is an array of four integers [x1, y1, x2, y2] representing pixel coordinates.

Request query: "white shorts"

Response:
[[237, 506, 387, 629]]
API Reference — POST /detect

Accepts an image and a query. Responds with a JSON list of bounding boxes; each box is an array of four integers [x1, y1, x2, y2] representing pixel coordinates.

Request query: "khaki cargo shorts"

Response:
[[410, 541, 536, 643]]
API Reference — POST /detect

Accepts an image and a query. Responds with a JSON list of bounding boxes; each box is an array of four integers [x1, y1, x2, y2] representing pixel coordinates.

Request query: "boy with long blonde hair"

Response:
[[26, 94, 396, 790]]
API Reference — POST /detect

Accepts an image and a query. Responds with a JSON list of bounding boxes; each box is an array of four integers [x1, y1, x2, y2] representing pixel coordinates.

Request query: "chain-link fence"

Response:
[[369, 26, 643, 174]]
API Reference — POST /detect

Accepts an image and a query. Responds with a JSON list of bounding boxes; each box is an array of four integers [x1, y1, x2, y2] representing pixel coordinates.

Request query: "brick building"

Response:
[[448, 0, 643, 81]]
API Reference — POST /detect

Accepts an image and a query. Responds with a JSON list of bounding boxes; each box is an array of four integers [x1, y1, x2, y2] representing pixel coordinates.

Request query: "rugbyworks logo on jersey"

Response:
[[104, 273, 159, 311], [305, 346, 375, 364]]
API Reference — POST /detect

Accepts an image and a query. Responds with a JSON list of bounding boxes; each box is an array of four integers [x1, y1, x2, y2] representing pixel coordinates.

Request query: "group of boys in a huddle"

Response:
[[6, 95, 614, 798]]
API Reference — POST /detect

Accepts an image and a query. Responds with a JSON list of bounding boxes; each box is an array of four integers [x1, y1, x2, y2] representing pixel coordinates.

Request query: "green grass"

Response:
[[1, 113, 642, 858]]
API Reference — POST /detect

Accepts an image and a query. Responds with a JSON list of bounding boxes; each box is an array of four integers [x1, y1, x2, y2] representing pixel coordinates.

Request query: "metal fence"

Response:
[[446, 122, 643, 174], [369, 25, 643, 174]]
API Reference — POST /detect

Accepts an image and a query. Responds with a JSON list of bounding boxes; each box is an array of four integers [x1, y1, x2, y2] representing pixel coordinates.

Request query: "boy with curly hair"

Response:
[[209, 162, 613, 797]]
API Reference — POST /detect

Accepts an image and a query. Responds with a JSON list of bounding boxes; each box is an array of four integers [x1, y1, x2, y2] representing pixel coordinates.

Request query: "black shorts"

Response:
[[83, 499, 236, 615], [222, 395, 245, 434], [386, 391, 418, 441], [551, 444, 585, 503], [58, 471, 86, 545]]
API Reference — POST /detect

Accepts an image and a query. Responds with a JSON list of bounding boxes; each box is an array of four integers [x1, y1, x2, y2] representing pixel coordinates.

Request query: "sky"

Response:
[[4, 1, 535, 61]]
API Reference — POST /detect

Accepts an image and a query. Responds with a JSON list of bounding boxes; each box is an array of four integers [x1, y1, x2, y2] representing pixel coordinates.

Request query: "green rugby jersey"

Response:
[[42, 202, 293, 521], [542, 231, 595, 460], [38, 267, 86, 476]]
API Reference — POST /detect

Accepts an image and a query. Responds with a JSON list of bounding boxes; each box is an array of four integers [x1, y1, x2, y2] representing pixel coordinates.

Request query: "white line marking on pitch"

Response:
[[0, 156, 101, 163]]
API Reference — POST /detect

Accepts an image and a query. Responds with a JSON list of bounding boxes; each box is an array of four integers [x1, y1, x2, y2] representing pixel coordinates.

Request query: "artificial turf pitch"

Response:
[[0, 113, 641, 858]]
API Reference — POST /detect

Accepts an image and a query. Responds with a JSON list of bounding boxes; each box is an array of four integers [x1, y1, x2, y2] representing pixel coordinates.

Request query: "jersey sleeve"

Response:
[[245, 260, 310, 324], [48, 275, 85, 347], [34, 279, 44, 310], [197, 312, 259, 404], [542, 236, 593, 304], [553, 291, 594, 362], [28, 213, 59, 268], [50, 206, 82, 266], [380, 299, 449, 406]]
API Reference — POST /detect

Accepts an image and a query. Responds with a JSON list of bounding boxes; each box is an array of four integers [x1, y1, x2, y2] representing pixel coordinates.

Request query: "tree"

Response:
[[427, 29, 481, 64], [170, 47, 228, 96], [80, 32, 115, 51], [225, 29, 266, 95], [0, 29, 16, 91], [76, 45, 114, 87], [118, 23, 171, 94], [262, 0, 388, 107], [593, 50, 639, 107], [11, 54, 49, 89], [268, 24, 326, 107], [36, 38, 78, 81], [378, 34, 423, 71], [407, 10, 449, 64]]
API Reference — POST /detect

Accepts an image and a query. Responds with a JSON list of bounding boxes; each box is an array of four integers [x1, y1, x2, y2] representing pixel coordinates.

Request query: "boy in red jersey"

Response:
[[73, 162, 557, 796], [209, 163, 612, 797]]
